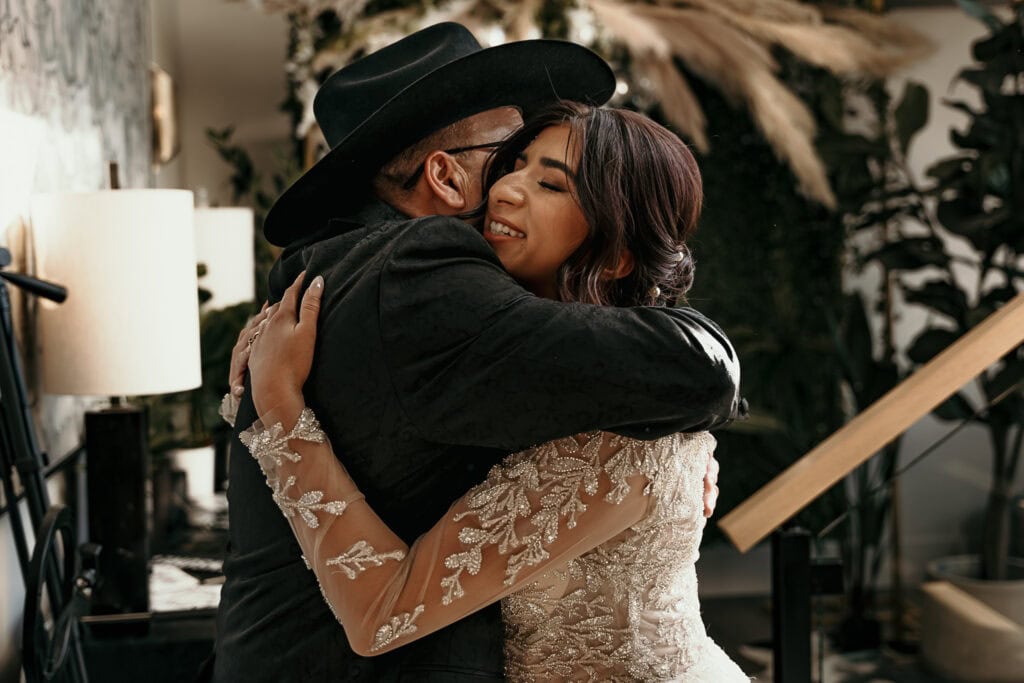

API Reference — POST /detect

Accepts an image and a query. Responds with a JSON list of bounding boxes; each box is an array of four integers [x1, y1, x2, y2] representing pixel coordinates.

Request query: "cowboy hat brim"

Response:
[[264, 39, 615, 246]]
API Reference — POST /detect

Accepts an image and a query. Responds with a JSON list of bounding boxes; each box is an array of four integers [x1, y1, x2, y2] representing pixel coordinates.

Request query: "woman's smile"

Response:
[[485, 218, 526, 239], [484, 124, 589, 299]]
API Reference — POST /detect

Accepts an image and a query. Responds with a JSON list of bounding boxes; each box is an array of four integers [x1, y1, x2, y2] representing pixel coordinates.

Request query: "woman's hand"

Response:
[[248, 272, 325, 419], [228, 302, 272, 398]]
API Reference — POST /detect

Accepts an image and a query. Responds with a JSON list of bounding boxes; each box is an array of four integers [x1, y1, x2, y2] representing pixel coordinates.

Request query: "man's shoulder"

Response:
[[310, 214, 489, 265], [353, 214, 503, 278], [386, 214, 494, 254], [276, 213, 503, 303]]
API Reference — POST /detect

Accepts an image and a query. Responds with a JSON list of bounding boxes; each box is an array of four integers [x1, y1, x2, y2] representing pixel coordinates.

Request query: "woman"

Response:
[[231, 102, 748, 680]]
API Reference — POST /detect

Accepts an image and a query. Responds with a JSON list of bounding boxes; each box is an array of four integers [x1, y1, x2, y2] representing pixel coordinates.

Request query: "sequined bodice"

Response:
[[501, 432, 727, 681]]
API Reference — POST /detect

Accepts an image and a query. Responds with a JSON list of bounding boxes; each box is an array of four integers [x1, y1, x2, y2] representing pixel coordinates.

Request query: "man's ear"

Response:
[[604, 249, 635, 280], [423, 151, 469, 211]]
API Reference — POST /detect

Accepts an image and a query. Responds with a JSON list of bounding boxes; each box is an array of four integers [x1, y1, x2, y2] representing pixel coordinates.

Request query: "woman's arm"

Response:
[[241, 274, 695, 656], [248, 404, 656, 656]]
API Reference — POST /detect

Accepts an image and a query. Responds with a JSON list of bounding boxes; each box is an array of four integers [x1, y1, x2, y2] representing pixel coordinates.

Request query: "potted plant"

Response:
[[898, 1, 1024, 587], [864, 3, 1024, 678]]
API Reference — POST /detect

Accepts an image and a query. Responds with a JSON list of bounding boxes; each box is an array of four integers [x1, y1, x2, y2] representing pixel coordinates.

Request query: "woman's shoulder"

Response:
[[494, 431, 714, 503], [508, 430, 714, 466], [391, 214, 495, 252]]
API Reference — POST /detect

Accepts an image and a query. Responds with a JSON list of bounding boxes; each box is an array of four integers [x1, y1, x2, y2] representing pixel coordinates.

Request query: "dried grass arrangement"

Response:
[[234, 0, 930, 208]]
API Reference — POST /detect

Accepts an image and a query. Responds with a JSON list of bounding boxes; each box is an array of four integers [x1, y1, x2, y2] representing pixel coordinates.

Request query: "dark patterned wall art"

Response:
[[0, 0, 152, 459], [0, 0, 152, 192]]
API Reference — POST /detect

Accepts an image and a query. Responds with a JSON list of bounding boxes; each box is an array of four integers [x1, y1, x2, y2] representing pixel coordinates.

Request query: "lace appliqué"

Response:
[[326, 541, 406, 579], [501, 432, 747, 682], [240, 409, 346, 529], [219, 392, 239, 427], [371, 604, 425, 653], [441, 433, 612, 606]]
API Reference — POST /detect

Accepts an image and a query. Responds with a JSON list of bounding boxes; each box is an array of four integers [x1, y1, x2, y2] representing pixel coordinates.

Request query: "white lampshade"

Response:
[[194, 207, 255, 311], [31, 189, 202, 396]]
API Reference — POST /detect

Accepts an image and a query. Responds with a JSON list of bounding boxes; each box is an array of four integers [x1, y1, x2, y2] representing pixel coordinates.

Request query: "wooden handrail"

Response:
[[719, 292, 1024, 553]]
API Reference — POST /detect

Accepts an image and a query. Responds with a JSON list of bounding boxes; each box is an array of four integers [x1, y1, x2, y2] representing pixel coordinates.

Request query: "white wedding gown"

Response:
[[498, 432, 748, 681], [233, 398, 749, 681]]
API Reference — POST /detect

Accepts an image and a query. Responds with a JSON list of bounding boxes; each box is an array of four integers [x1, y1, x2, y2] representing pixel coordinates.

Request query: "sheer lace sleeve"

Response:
[[241, 405, 671, 657], [219, 392, 239, 427]]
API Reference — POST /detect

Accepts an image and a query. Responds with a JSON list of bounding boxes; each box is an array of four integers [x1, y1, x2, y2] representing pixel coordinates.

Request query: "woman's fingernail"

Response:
[[312, 275, 324, 289]]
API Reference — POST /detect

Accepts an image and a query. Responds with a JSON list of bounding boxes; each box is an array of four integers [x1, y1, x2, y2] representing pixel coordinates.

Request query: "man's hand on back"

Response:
[[703, 453, 720, 518]]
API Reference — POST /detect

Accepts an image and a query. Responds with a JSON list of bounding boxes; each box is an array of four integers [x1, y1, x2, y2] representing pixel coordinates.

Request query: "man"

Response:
[[213, 23, 740, 682]]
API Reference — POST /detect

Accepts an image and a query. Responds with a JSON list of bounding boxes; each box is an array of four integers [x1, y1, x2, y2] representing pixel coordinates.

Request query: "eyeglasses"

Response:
[[401, 141, 505, 191]]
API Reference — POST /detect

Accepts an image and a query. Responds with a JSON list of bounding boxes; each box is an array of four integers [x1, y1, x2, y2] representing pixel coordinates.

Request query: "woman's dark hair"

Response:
[[482, 101, 702, 307]]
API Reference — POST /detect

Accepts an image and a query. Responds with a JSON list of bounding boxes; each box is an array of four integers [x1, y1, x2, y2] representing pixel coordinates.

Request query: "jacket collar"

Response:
[[285, 198, 408, 250], [325, 198, 408, 235]]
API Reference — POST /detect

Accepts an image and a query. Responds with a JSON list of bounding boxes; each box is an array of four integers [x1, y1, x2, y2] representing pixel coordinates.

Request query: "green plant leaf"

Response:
[[942, 99, 979, 119], [817, 132, 888, 158], [862, 237, 949, 271], [950, 112, 1005, 150], [837, 294, 875, 395], [926, 157, 968, 183], [956, 0, 1004, 33], [978, 156, 1012, 197], [984, 354, 1024, 402], [933, 391, 978, 421], [956, 68, 1005, 97], [906, 328, 960, 365], [849, 205, 906, 233], [936, 198, 1008, 251], [972, 21, 1014, 60], [979, 285, 1021, 313], [902, 279, 969, 327], [863, 360, 900, 408], [894, 81, 929, 156]]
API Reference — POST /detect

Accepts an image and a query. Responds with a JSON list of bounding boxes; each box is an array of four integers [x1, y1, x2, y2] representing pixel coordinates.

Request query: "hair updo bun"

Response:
[[642, 244, 696, 306]]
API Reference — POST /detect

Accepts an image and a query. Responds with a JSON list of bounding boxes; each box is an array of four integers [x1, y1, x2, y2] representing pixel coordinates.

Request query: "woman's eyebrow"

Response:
[[540, 157, 577, 180]]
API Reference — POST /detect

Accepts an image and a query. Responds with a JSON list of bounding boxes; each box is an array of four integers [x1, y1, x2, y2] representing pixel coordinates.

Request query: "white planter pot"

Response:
[[928, 555, 1024, 626], [921, 555, 1024, 683]]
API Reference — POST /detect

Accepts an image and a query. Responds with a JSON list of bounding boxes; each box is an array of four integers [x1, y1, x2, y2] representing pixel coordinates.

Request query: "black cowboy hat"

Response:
[[263, 22, 615, 246]]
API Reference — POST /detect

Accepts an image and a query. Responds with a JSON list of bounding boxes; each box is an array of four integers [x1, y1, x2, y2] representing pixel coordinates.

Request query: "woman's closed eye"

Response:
[[510, 151, 571, 191]]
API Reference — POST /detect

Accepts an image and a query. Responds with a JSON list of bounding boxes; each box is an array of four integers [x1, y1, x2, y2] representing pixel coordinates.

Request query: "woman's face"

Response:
[[483, 124, 589, 299]]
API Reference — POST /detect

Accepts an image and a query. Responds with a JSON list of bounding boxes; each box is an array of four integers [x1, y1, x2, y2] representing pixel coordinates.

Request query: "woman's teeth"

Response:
[[489, 220, 525, 238]]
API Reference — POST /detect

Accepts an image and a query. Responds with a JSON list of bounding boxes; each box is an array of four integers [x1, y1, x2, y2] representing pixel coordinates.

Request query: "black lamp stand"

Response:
[[84, 403, 150, 616]]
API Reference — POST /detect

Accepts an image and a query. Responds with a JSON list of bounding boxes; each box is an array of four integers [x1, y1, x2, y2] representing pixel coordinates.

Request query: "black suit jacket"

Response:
[[212, 201, 741, 681]]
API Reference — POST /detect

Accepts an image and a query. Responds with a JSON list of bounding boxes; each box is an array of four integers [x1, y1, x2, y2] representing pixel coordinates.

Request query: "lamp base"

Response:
[[86, 406, 150, 615]]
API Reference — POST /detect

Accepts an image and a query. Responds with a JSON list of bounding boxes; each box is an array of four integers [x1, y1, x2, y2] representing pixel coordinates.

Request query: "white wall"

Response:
[[151, 0, 291, 204]]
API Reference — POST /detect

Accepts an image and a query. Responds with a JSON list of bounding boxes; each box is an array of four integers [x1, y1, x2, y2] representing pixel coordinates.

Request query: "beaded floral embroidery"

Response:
[[371, 605, 425, 652], [497, 432, 740, 681], [326, 541, 406, 580], [240, 409, 346, 529]]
